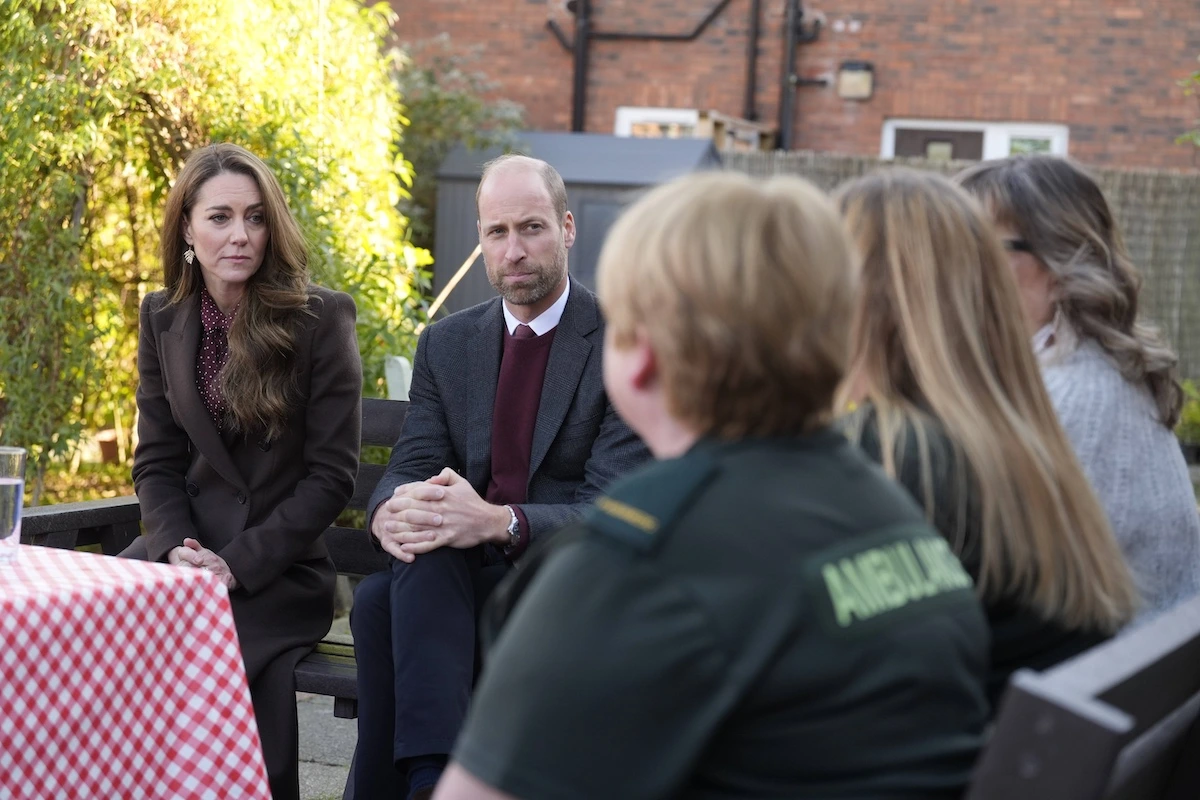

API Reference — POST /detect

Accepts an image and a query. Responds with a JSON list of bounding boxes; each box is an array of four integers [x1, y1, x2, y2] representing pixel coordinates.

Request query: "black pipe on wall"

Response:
[[571, 0, 591, 132], [777, 1, 823, 150], [549, 0, 737, 134], [777, 0, 798, 147], [743, 0, 762, 121]]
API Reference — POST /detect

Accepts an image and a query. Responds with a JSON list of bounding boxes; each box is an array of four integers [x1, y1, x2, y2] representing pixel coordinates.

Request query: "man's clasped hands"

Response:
[[370, 468, 513, 563]]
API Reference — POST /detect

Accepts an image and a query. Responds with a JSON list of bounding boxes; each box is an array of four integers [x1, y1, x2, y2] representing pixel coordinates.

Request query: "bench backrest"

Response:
[[966, 594, 1200, 800], [322, 397, 408, 577]]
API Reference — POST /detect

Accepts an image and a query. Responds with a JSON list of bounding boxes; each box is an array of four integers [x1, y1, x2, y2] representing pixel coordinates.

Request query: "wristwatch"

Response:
[[503, 505, 521, 553]]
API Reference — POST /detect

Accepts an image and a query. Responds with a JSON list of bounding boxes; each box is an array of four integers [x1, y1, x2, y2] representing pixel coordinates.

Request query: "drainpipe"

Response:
[[549, 0, 737, 134], [571, 0, 591, 132], [743, 0, 762, 121], [778, 0, 799, 148], [777, 1, 823, 150]]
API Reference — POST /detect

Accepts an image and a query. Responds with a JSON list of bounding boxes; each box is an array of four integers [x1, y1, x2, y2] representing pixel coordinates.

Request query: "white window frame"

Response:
[[880, 119, 1069, 160], [614, 106, 700, 137]]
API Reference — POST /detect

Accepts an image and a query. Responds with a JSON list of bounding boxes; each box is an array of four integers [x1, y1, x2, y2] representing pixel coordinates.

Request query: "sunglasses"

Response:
[[1003, 239, 1034, 253]]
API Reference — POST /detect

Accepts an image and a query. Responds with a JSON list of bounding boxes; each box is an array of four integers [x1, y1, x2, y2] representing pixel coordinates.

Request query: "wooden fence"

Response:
[[724, 151, 1200, 379]]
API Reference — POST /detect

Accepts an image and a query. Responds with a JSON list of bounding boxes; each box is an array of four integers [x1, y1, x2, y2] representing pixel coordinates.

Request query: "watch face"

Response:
[[505, 517, 521, 553]]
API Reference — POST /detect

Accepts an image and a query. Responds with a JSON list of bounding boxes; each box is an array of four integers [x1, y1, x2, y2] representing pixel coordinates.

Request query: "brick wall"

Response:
[[388, 0, 1200, 170]]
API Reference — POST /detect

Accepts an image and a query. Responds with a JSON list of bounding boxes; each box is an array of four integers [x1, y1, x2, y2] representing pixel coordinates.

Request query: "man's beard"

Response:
[[489, 248, 567, 307]]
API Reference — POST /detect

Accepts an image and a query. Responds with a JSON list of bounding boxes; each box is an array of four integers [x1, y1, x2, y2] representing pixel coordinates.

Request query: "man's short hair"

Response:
[[597, 171, 857, 439], [476, 154, 568, 222]]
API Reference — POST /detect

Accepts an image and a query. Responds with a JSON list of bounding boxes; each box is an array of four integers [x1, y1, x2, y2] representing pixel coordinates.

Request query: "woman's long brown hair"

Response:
[[957, 155, 1182, 427], [160, 143, 313, 440]]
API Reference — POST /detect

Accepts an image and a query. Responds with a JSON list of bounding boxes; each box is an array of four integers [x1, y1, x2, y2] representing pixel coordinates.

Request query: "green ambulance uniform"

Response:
[[455, 430, 991, 799]]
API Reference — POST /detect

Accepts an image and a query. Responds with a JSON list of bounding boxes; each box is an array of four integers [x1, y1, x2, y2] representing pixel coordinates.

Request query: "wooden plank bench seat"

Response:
[[296, 646, 361, 719], [22, 396, 407, 721]]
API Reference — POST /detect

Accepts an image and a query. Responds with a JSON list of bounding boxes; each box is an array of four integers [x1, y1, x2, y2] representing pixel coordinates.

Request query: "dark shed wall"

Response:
[[432, 179, 492, 314]]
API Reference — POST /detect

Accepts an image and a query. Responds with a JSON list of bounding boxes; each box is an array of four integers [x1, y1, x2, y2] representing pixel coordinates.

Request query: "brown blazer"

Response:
[[130, 284, 361, 680]]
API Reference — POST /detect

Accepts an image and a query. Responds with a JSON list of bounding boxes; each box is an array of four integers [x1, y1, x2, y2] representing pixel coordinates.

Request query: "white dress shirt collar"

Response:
[[502, 278, 571, 336]]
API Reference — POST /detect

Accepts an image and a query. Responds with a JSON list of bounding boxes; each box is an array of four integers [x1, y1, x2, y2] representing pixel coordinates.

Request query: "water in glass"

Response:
[[0, 446, 26, 565], [0, 478, 21, 564]]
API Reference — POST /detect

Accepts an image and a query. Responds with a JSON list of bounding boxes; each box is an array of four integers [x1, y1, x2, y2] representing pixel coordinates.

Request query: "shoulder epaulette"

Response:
[[584, 453, 719, 551]]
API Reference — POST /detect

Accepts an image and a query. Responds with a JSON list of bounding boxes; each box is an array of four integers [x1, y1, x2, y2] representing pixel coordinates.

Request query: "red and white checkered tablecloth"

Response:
[[0, 545, 270, 799]]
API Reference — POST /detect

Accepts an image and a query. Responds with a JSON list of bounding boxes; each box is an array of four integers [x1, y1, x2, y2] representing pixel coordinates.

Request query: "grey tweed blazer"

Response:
[[368, 279, 649, 546]]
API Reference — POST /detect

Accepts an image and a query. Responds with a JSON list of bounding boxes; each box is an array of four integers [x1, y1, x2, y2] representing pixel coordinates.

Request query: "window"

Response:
[[893, 129, 984, 161], [882, 119, 1069, 161], [924, 141, 955, 161], [614, 107, 699, 139], [1009, 137, 1054, 155]]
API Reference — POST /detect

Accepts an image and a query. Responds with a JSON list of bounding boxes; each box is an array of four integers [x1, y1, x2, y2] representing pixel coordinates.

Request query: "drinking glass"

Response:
[[0, 446, 27, 565]]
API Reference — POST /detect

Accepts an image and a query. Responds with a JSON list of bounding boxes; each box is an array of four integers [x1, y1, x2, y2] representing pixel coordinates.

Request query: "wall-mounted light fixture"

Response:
[[837, 61, 874, 100]]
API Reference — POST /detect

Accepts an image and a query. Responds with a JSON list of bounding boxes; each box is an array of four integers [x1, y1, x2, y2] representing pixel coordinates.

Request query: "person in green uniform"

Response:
[[432, 171, 992, 800]]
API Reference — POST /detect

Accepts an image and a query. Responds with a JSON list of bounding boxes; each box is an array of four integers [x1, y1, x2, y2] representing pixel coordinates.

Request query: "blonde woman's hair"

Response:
[[598, 171, 856, 439], [836, 168, 1136, 631], [161, 143, 314, 440], [957, 155, 1182, 427]]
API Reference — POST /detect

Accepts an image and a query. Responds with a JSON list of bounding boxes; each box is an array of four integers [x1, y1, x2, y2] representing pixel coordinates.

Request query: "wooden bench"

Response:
[[22, 396, 407, 720], [966, 593, 1200, 800]]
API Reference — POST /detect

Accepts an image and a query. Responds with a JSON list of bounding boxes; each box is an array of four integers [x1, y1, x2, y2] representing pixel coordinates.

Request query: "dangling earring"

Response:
[[183, 247, 195, 265]]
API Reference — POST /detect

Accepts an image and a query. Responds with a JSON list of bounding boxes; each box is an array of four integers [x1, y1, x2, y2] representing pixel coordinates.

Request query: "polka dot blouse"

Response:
[[197, 288, 235, 430]]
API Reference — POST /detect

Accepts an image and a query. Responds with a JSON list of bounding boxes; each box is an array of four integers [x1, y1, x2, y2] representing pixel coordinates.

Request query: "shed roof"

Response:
[[437, 131, 722, 186]]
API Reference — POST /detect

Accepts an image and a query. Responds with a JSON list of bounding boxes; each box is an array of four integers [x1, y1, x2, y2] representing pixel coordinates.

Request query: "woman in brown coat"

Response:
[[122, 143, 362, 799]]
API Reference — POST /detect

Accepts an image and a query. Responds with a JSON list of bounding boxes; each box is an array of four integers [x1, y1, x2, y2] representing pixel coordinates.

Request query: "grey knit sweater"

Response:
[[1040, 338, 1200, 625]]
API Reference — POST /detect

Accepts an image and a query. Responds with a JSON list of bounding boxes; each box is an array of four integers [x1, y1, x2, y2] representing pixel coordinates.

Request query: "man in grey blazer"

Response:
[[351, 154, 649, 799]]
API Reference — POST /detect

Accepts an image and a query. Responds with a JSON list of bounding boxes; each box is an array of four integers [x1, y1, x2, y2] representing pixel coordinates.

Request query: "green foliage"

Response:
[[0, 0, 430, 500], [37, 461, 135, 506], [1177, 380, 1200, 444], [395, 34, 524, 251]]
